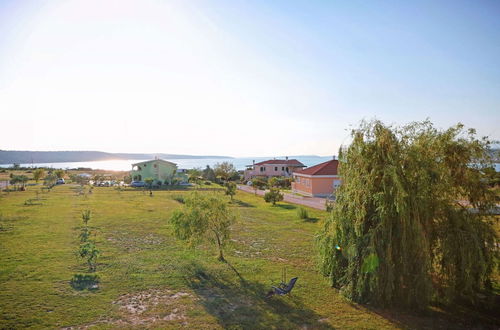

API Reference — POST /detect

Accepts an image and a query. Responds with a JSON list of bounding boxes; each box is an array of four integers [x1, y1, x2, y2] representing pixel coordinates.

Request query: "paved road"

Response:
[[237, 185, 327, 210]]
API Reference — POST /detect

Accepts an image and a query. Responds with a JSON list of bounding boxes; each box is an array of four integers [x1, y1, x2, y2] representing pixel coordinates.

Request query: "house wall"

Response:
[[244, 164, 301, 180], [157, 162, 176, 183], [131, 160, 177, 184], [292, 175, 342, 197]]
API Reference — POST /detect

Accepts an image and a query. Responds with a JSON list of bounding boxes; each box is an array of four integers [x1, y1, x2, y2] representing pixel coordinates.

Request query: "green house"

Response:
[[131, 159, 186, 185]]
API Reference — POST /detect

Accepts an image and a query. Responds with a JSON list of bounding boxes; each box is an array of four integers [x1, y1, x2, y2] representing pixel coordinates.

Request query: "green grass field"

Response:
[[1, 183, 498, 329]]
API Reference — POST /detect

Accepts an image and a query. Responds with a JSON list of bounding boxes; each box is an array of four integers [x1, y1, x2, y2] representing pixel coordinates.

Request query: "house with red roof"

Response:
[[244, 157, 305, 180], [291, 159, 341, 197]]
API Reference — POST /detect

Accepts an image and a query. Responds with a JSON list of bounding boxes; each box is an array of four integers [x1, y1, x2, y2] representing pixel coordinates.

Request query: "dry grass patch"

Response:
[[112, 288, 193, 326]]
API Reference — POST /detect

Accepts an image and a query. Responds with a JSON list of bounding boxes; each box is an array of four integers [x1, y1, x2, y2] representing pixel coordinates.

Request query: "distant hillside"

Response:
[[0, 150, 232, 164]]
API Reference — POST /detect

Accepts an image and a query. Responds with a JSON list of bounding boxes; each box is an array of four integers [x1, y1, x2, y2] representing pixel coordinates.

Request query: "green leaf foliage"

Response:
[[32, 169, 46, 183], [297, 207, 309, 220], [317, 120, 498, 308], [264, 187, 284, 206], [224, 181, 237, 201], [78, 241, 100, 272], [170, 192, 237, 261], [214, 162, 237, 182]]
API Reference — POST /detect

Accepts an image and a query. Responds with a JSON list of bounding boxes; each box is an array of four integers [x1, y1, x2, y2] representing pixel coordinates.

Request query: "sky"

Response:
[[0, 0, 499, 157]]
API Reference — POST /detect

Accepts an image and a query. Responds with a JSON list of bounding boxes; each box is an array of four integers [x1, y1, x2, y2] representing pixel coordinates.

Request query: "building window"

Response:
[[154, 164, 157, 168], [282, 167, 284, 171], [274, 167, 278, 171]]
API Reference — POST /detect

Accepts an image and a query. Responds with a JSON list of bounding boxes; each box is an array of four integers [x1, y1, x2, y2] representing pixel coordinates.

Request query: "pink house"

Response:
[[244, 158, 305, 180], [291, 159, 341, 197]]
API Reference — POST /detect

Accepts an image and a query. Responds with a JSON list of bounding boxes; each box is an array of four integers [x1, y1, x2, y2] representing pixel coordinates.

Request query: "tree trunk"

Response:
[[214, 231, 225, 261]]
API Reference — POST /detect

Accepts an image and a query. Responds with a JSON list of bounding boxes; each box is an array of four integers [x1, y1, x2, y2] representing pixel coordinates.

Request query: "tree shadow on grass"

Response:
[[183, 261, 334, 329], [23, 199, 42, 206], [303, 217, 319, 223], [275, 204, 297, 210], [232, 199, 255, 208], [358, 297, 500, 329], [70, 274, 100, 291]]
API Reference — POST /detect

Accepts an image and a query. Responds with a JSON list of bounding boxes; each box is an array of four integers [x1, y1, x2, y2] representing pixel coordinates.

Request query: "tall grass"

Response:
[[296, 207, 309, 220]]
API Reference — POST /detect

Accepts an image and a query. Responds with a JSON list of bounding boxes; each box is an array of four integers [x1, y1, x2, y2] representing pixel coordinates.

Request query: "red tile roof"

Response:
[[253, 159, 305, 166], [294, 159, 339, 176]]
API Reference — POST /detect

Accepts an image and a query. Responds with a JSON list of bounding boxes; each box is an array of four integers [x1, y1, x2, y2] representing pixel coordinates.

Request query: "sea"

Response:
[[0, 156, 335, 172], [1, 156, 499, 172]]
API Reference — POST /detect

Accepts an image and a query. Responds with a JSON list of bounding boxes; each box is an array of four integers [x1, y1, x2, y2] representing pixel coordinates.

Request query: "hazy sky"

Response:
[[1, 0, 499, 157]]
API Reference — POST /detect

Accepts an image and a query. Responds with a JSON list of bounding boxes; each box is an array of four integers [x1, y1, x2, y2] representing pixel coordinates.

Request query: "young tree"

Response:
[[214, 162, 237, 182], [317, 120, 498, 308], [187, 168, 202, 188], [77, 209, 99, 271], [170, 192, 237, 261], [224, 181, 237, 201], [71, 174, 90, 186], [188, 167, 202, 179], [264, 187, 284, 206], [268, 177, 279, 188], [187, 167, 202, 186], [251, 177, 267, 195], [202, 165, 216, 182], [9, 176, 21, 190], [32, 169, 46, 183], [54, 169, 65, 179], [81, 210, 91, 226], [44, 174, 57, 188], [10, 175, 28, 190], [93, 174, 103, 185], [78, 242, 100, 272]]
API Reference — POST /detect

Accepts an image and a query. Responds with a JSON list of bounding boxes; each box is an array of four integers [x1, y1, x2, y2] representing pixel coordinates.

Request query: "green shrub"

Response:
[[78, 241, 100, 272], [297, 207, 309, 220], [81, 210, 91, 226], [264, 187, 283, 205], [171, 195, 185, 204]]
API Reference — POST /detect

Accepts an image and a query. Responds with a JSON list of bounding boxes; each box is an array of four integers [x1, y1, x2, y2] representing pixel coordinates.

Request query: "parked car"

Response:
[[56, 178, 65, 185], [130, 181, 146, 187]]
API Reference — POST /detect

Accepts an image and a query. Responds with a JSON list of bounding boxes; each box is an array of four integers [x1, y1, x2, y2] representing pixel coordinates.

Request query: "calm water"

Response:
[[2, 157, 499, 172], [0, 156, 334, 171]]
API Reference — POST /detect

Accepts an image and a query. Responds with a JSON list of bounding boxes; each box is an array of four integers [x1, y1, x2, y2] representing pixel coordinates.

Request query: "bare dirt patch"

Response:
[[106, 231, 164, 252], [112, 289, 192, 325], [62, 289, 194, 329]]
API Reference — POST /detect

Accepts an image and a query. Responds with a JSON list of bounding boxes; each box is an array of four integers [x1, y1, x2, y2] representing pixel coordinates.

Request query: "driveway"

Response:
[[237, 185, 327, 210]]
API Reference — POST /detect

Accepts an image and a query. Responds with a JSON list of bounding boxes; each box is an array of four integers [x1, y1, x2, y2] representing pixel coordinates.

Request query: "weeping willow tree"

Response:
[[318, 120, 498, 308]]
